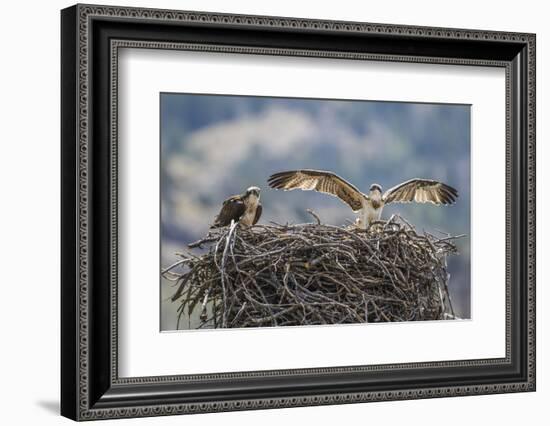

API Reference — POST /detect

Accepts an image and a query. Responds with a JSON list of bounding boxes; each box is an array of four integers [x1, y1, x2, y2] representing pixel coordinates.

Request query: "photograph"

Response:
[[160, 93, 471, 331]]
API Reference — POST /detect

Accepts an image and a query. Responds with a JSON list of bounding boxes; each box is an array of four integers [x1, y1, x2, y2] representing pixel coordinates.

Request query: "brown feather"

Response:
[[253, 203, 262, 225], [382, 179, 458, 205], [268, 169, 365, 211], [211, 196, 246, 228]]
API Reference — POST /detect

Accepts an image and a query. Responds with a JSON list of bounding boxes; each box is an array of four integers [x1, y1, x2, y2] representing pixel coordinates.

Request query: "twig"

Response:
[[162, 215, 462, 329], [306, 209, 321, 225]]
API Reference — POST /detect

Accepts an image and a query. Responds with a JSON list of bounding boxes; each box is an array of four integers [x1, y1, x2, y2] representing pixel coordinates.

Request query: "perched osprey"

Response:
[[268, 169, 458, 229], [211, 186, 263, 228]]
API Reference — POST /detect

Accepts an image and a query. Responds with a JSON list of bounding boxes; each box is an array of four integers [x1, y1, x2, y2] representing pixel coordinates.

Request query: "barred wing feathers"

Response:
[[382, 179, 458, 205], [268, 169, 365, 211]]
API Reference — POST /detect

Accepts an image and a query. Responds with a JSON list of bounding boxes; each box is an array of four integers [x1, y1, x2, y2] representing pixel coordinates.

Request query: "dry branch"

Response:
[[163, 215, 462, 329]]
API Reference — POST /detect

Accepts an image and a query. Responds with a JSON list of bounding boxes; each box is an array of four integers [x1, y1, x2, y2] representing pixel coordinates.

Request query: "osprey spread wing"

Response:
[[268, 170, 365, 211], [382, 179, 458, 205], [268, 169, 458, 228]]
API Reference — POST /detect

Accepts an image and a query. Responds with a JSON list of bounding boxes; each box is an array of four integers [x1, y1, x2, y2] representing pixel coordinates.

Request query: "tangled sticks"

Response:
[[163, 214, 462, 329]]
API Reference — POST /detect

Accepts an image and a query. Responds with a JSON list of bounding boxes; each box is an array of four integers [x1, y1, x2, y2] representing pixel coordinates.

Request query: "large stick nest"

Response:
[[163, 214, 461, 329]]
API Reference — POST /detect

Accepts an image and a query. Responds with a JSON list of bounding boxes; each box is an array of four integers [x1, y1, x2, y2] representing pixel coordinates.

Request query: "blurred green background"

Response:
[[160, 93, 471, 330]]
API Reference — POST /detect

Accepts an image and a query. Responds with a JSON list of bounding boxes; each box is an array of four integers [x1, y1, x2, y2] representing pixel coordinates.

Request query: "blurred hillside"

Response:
[[160, 93, 471, 329]]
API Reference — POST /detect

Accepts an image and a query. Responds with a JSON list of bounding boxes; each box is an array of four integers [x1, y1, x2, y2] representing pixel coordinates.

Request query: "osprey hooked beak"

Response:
[[245, 186, 261, 198]]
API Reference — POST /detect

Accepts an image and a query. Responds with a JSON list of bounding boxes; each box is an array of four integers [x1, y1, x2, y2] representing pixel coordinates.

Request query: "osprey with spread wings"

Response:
[[268, 170, 458, 229]]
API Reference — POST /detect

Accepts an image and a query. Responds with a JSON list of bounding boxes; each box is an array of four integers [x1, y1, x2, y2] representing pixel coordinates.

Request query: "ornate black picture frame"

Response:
[[61, 4, 536, 421]]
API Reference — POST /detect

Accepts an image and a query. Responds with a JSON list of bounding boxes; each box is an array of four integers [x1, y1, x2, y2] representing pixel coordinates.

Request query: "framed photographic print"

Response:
[[61, 3, 536, 421]]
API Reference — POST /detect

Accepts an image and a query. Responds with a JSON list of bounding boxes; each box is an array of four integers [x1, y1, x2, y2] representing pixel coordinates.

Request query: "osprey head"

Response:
[[244, 186, 261, 199], [369, 183, 382, 194]]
